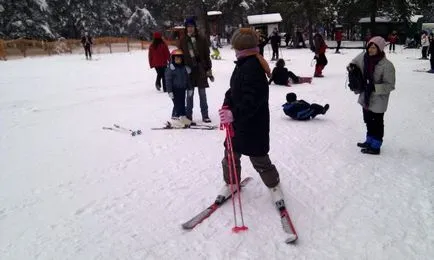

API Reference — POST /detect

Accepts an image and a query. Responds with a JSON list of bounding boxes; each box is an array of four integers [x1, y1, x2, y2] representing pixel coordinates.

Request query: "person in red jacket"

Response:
[[313, 33, 328, 77], [388, 31, 399, 53], [148, 31, 170, 92], [335, 27, 343, 53]]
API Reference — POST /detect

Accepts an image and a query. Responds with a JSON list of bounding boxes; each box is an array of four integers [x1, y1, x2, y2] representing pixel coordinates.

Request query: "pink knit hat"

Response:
[[367, 36, 386, 52]]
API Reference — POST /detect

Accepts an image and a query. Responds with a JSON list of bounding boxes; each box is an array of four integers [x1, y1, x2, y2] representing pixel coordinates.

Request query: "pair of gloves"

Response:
[[168, 90, 194, 99], [219, 106, 233, 124]]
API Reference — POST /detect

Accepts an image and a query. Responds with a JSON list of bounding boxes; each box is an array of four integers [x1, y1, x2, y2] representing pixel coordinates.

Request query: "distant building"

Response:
[[358, 15, 424, 44], [247, 13, 283, 36]]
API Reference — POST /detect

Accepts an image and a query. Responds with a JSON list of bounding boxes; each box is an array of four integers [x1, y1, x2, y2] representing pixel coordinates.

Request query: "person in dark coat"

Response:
[[148, 31, 170, 91], [269, 28, 281, 60], [388, 30, 399, 53], [313, 33, 328, 77], [81, 32, 93, 60], [335, 27, 343, 53], [269, 59, 312, 86], [429, 33, 434, 73], [218, 28, 287, 211], [178, 17, 213, 123], [282, 92, 329, 120], [256, 30, 269, 56]]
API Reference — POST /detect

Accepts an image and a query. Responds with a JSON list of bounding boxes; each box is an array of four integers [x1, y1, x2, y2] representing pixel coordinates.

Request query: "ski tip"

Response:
[[232, 225, 248, 233], [285, 234, 298, 244]]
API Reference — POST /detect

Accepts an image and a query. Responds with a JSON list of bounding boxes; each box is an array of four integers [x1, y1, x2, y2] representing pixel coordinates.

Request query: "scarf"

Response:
[[363, 51, 385, 106], [235, 47, 271, 77]]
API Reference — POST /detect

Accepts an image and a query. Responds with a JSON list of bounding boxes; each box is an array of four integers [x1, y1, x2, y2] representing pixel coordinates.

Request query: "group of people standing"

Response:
[[148, 17, 213, 126]]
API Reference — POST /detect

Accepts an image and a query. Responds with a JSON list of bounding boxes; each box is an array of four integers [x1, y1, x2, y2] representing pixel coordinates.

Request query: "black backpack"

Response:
[[347, 63, 364, 93]]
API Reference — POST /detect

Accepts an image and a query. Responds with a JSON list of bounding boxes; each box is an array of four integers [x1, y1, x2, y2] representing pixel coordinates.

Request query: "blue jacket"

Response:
[[282, 100, 312, 120], [165, 63, 192, 93]]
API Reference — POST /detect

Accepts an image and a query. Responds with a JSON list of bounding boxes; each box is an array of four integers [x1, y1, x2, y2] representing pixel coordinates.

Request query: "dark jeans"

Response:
[[172, 88, 186, 117], [155, 66, 167, 92], [186, 88, 209, 120], [221, 149, 280, 188], [84, 45, 92, 59], [271, 44, 279, 60], [363, 108, 384, 141], [422, 46, 428, 58], [389, 43, 395, 52], [336, 41, 341, 52]]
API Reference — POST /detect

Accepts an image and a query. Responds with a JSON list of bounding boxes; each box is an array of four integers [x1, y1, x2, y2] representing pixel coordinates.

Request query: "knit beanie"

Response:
[[367, 36, 386, 52], [231, 28, 259, 50], [153, 31, 162, 39], [184, 17, 196, 27]]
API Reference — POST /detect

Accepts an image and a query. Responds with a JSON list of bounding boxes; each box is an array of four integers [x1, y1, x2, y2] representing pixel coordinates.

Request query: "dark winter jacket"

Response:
[[282, 100, 312, 120], [178, 33, 212, 88], [223, 55, 270, 156], [148, 42, 170, 68], [165, 63, 192, 93], [270, 33, 281, 47], [81, 36, 93, 47], [269, 67, 289, 85]]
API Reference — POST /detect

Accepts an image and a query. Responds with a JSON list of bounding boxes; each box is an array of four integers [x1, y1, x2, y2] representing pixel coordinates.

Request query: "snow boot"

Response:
[[322, 104, 330, 114], [361, 139, 382, 155], [357, 135, 373, 148], [270, 184, 285, 210]]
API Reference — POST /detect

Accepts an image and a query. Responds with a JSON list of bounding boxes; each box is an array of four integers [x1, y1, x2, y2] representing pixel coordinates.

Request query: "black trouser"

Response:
[[172, 88, 186, 117], [363, 108, 384, 142], [155, 66, 167, 92], [271, 44, 279, 60], [310, 104, 325, 117], [422, 46, 428, 58], [288, 71, 299, 83], [222, 149, 280, 188], [84, 45, 92, 59], [336, 41, 341, 52], [431, 55, 434, 70], [389, 43, 395, 52]]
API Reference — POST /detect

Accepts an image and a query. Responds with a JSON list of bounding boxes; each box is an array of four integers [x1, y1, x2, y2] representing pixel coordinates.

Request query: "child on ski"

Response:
[[165, 49, 193, 127], [218, 28, 289, 219], [210, 34, 221, 60], [268, 59, 312, 86], [312, 33, 328, 77], [282, 92, 329, 120]]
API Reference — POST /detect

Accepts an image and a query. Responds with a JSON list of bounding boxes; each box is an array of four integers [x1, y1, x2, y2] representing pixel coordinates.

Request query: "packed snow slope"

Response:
[[0, 46, 433, 259]]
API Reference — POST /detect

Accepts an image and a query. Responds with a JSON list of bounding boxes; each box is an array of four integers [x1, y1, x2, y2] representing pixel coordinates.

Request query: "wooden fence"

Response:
[[0, 37, 178, 60]]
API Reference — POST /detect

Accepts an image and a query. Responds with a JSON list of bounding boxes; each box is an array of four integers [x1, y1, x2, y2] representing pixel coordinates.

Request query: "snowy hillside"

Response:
[[0, 46, 433, 259]]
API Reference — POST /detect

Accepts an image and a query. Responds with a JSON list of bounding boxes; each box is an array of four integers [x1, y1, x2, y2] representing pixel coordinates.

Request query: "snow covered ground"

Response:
[[0, 46, 433, 260]]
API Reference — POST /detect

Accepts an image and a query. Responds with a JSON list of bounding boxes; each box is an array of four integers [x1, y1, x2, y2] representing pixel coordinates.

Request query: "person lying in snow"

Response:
[[282, 92, 329, 120], [268, 59, 312, 86]]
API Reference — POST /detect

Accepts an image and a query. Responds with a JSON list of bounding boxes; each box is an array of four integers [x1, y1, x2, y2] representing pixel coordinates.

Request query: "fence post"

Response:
[[127, 38, 130, 52], [0, 40, 6, 60]]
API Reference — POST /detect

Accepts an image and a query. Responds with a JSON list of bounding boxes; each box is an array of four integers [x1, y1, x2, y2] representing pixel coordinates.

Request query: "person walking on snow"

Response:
[[148, 31, 170, 92], [81, 32, 93, 60], [421, 31, 429, 59], [428, 33, 434, 73], [218, 28, 287, 212], [268, 59, 312, 86], [178, 17, 213, 123], [282, 92, 329, 120], [388, 31, 399, 53], [165, 49, 193, 127], [335, 27, 343, 53], [312, 33, 328, 77], [347, 36, 396, 155], [270, 28, 281, 60]]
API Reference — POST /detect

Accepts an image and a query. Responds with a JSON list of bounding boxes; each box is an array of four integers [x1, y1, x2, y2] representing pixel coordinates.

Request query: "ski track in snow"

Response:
[[0, 47, 433, 259]]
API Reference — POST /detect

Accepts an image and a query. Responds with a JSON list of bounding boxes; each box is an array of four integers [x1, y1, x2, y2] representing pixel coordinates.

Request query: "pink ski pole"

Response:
[[223, 122, 248, 233]]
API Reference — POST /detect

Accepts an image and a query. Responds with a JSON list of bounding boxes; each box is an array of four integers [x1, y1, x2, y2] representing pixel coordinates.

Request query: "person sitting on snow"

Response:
[[282, 92, 329, 120], [269, 59, 312, 86]]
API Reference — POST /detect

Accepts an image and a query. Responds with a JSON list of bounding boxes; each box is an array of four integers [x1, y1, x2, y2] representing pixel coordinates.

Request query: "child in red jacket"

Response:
[[148, 32, 170, 91], [313, 33, 328, 77], [388, 31, 399, 53]]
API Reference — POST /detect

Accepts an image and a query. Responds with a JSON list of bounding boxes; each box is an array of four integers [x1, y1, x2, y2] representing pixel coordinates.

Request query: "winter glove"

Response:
[[168, 92, 174, 99], [187, 89, 194, 97], [218, 106, 233, 125], [206, 70, 215, 82]]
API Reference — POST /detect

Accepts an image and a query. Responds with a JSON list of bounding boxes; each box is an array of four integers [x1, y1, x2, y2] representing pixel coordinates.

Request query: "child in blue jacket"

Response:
[[282, 92, 329, 120], [165, 49, 193, 127]]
